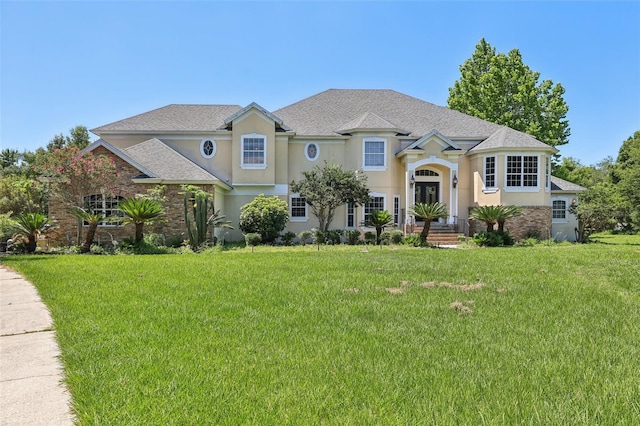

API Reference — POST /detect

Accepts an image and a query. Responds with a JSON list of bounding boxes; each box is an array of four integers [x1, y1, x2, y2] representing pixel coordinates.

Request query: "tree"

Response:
[[290, 162, 370, 232], [239, 194, 289, 244], [496, 205, 523, 233], [409, 202, 448, 245], [470, 205, 502, 232], [69, 207, 105, 253], [571, 183, 624, 242], [448, 38, 570, 147], [32, 147, 119, 244], [116, 198, 166, 243], [46, 126, 91, 152], [11, 212, 50, 253], [611, 131, 640, 231], [366, 210, 394, 245]]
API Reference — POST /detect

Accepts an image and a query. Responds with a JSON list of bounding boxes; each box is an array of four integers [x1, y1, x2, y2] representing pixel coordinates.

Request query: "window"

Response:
[[545, 156, 551, 190], [84, 194, 124, 226], [363, 195, 385, 223], [346, 203, 356, 228], [363, 138, 386, 170], [393, 195, 400, 225], [200, 138, 216, 159], [305, 143, 319, 161], [552, 198, 568, 222], [415, 169, 439, 177], [241, 134, 266, 168], [289, 195, 307, 221], [506, 155, 538, 188], [484, 156, 496, 188]]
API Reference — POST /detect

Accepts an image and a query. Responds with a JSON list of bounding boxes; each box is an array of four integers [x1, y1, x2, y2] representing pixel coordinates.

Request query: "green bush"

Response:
[[312, 228, 325, 245], [325, 229, 343, 245], [472, 231, 515, 247], [281, 231, 297, 246], [244, 233, 262, 248], [402, 234, 424, 247], [298, 230, 312, 246], [144, 232, 166, 247], [239, 195, 289, 244], [363, 231, 376, 245], [390, 230, 404, 244], [345, 229, 361, 245], [379, 231, 392, 245]]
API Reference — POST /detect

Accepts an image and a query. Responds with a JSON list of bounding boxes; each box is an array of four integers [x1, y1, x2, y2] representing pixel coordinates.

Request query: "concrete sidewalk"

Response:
[[0, 266, 75, 425]]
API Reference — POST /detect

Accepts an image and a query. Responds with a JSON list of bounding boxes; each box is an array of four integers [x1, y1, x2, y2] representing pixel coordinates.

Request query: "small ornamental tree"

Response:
[[239, 194, 289, 244], [366, 210, 394, 245], [33, 147, 120, 244], [291, 162, 370, 232], [410, 202, 448, 245]]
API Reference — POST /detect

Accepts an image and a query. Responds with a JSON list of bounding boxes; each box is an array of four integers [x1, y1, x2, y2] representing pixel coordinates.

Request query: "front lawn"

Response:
[[3, 238, 640, 424]]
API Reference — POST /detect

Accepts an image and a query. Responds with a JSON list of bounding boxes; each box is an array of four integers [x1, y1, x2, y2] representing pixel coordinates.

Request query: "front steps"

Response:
[[408, 223, 465, 246]]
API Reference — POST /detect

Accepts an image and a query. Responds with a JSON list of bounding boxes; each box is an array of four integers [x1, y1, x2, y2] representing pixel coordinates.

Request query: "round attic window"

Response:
[[305, 142, 319, 161], [200, 138, 216, 159]]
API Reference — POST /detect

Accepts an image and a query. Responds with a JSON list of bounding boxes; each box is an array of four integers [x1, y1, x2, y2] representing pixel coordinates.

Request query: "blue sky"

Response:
[[1, 1, 638, 166]]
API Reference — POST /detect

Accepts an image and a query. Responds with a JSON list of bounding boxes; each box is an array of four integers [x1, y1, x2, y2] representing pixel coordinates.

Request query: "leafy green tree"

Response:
[[571, 183, 624, 242], [46, 125, 91, 152], [409, 202, 448, 245], [366, 210, 394, 245], [290, 162, 370, 232], [448, 38, 570, 147], [239, 194, 289, 244], [611, 131, 640, 230], [69, 207, 105, 253], [11, 212, 50, 253], [0, 175, 47, 215], [553, 156, 613, 188], [117, 198, 166, 243]]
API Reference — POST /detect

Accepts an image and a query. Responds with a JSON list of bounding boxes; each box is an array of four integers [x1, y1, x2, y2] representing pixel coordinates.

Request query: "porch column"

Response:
[[449, 165, 459, 224], [405, 166, 415, 228]]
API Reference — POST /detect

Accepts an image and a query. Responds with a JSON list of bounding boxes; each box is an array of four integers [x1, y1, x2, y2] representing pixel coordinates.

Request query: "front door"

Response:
[[414, 182, 439, 221]]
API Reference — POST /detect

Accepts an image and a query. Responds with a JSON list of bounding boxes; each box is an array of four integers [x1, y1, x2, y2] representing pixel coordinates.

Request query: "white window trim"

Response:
[[304, 142, 319, 161], [241, 133, 267, 169], [483, 155, 497, 191], [345, 203, 356, 229], [503, 153, 541, 192], [545, 156, 551, 192], [361, 192, 387, 223], [200, 138, 217, 159], [393, 194, 400, 225], [289, 193, 308, 222], [84, 194, 123, 228], [551, 196, 569, 223], [362, 137, 387, 171]]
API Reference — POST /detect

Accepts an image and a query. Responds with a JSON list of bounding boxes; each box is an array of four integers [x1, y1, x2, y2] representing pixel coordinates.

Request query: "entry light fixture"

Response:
[[409, 173, 415, 188], [452, 173, 458, 188]]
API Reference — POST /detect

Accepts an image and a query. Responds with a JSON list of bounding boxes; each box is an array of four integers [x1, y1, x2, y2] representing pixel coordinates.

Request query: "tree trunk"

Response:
[[81, 223, 98, 253], [135, 223, 144, 243], [420, 221, 432, 244], [497, 220, 505, 233], [486, 222, 494, 232], [26, 235, 37, 253]]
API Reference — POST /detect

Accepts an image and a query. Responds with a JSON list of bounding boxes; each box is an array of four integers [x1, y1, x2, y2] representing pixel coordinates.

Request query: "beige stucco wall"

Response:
[[231, 112, 276, 185]]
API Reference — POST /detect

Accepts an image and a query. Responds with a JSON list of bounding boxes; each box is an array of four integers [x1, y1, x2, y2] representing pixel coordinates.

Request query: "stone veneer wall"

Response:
[[467, 206, 552, 241], [46, 147, 215, 247]]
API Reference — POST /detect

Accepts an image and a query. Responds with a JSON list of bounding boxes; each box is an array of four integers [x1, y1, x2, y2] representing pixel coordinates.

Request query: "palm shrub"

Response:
[[11, 212, 50, 253], [345, 229, 361, 245], [409, 202, 448, 245], [117, 198, 165, 243], [69, 207, 105, 253], [470, 205, 502, 232], [497, 205, 523, 233], [366, 210, 394, 245]]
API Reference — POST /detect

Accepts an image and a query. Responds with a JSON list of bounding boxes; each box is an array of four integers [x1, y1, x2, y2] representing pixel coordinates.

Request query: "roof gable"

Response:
[[82, 139, 156, 178], [550, 176, 587, 192], [222, 102, 291, 131], [124, 138, 229, 184], [469, 126, 558, 153], [402, 129, 463, 152]]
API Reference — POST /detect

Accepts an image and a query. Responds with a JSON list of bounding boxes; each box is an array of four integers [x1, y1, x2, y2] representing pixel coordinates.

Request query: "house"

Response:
[[47, 89, 584, 246]]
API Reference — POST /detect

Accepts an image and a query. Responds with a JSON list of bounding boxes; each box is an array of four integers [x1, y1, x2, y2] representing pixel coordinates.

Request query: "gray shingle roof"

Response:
[[550, 176, 587, 192], [273, 89, 502, 138], [336, 111, 409, 135], [469, 126, 557, 153], [124, 138, 226, 182], [92, 104, 242, 133]]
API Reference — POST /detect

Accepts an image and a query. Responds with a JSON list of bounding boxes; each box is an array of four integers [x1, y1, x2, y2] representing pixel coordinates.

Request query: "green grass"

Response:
[[3, 237, 640, 424]]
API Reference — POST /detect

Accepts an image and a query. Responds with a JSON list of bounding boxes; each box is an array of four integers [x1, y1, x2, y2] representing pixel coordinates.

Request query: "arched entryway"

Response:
[[405, 157, 458, 225]]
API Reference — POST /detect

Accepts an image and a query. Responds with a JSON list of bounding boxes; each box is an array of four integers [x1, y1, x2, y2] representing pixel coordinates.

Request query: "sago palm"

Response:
[[366, 210, 394, 244], [117, 198, 165, 243], [409, 202, 448, 245], [69, 206, 105, 253], [497, 205, 523, 233], [470, 205, 502, 232], [12, 212, 50, 253]]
